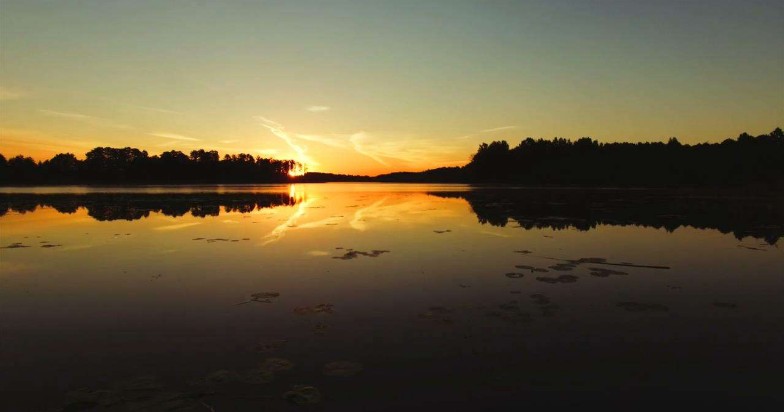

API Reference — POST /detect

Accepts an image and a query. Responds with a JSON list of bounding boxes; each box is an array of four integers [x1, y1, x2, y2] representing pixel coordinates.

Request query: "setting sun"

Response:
[[0, 1, 782, 409], [288, 164, 306, 177]]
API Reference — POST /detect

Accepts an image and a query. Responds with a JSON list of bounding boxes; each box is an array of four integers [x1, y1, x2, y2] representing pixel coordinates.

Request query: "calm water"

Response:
[[1, 184, 783, 410]]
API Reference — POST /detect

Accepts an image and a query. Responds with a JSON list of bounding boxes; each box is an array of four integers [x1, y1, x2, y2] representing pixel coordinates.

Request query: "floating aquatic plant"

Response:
[[283, 385, 322, 405], [588, 267, 628, 277], [293, 303, 334, 315], [260, 357, 294, 372], [536, 275, 578, 284], [323, 361, 364, 377], [332, 249, 390, 260], [616, 302, 669, 312]]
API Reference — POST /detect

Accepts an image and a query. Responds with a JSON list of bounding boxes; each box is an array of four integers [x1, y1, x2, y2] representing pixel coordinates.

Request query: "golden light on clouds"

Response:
[[0, 1, 780, 175]]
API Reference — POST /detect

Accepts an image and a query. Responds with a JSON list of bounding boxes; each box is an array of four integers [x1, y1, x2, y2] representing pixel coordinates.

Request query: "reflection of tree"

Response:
[[0, 193, 301, 221], [432, 189, 784, 245]]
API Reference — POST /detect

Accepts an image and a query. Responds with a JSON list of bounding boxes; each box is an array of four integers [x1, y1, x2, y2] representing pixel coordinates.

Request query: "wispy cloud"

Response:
[[256, 116, 314, 166], [350, 132, 388, 165], [458, 125, 518, 139], [0, 87, 24, 100], [0, 127, 102, 155], [39, 109, 94, 121], [132, 105, 182, 115], [257, 116, 284, 129], [219, 139, 239, 144], [480, 125, 517, 133], [256, 148, 279, 156], [149, 132, 200, 141], [39, 109, 133, 130], [306, 105, 330, 112], [294, 133, 346, 148], [253, 117, 467, 172]]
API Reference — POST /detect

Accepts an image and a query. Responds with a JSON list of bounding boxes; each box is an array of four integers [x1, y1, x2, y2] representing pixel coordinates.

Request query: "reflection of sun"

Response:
[[288, 184, 307, 203]]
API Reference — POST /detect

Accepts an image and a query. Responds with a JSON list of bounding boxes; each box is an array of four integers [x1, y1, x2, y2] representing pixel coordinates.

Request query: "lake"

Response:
[[1, 184, 783, 410]]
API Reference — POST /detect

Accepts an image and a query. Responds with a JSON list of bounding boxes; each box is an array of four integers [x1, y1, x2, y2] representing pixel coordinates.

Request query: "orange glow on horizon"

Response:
[[288, 164, 306, 177]]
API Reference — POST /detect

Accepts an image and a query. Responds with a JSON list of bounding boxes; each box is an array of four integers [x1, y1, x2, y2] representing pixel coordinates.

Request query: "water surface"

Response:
[[1, 184, 782, 410]]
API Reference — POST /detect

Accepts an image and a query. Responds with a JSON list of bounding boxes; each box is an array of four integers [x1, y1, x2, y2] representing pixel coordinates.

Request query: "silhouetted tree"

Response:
[[7, 155, 39, 182], [0, 146, 300, 184], [462, 128, 783, 188]]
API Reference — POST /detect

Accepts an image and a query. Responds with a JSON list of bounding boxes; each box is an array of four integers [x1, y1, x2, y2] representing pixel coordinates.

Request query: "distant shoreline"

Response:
[[2, 128, 781, 188]]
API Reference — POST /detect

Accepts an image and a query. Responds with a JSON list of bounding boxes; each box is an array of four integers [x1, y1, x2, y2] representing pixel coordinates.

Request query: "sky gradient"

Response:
[[1, 0, 782, 175]]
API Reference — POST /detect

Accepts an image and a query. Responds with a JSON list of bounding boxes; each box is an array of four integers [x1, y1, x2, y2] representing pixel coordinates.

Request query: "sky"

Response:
[[1, 0, 782, 175]]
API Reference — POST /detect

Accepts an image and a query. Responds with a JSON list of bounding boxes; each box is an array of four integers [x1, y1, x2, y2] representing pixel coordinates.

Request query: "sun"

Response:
[[288, 164, 306, 177]]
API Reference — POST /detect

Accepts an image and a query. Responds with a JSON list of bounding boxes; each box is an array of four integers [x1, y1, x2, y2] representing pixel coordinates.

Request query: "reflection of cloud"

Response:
[[350, 198, 387, 231], [57, 244, 95, 252], [0, 261, 35, 276], [262, 198, 314, 245], [307, 250, 330, 256], [149, 132, 200, 141], [39, 109, 133, 130], [306, 105, 330, 112], [297, 216, 343, 229], [479, 230, 512, 238], [154, 222, 202, 231]]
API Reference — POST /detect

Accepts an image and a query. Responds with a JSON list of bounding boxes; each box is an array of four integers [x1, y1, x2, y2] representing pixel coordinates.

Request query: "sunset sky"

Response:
[[1, 0, 782, 175]]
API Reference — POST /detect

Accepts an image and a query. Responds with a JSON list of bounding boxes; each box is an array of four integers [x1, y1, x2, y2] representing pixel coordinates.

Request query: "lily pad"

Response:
[[530, 294, 551, 305], [713, 301, 738, 309], [1, 242, 30, 249], [283, 385, 322, 405], [239, 368, 275, 384], [202, 370, 239, 385], [536, 275, 579, 284], [260, 357, 294, 372], [255, 339, 287, 353], [588, 267, 628, 277], [548, 263, 576, 271], [617, 302, 669, 312], [323, 361, 364, 377], [333, 249, 390, 260], [515, 265, 549, 273], [294, 303, 334, 315]]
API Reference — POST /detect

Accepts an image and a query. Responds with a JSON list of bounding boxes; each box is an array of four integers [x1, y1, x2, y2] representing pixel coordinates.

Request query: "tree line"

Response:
[[1, 128, 782, 186], [463, 128, 784, 187], [0, 147, 300, 184]]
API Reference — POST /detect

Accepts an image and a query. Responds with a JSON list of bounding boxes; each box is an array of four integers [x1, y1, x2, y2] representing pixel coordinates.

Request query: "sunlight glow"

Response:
[[288, 164, 306, 177]]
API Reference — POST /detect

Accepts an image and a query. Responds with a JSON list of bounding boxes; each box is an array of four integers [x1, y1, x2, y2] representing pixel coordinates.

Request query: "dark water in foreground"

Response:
[[1, 184, 783, 410]]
